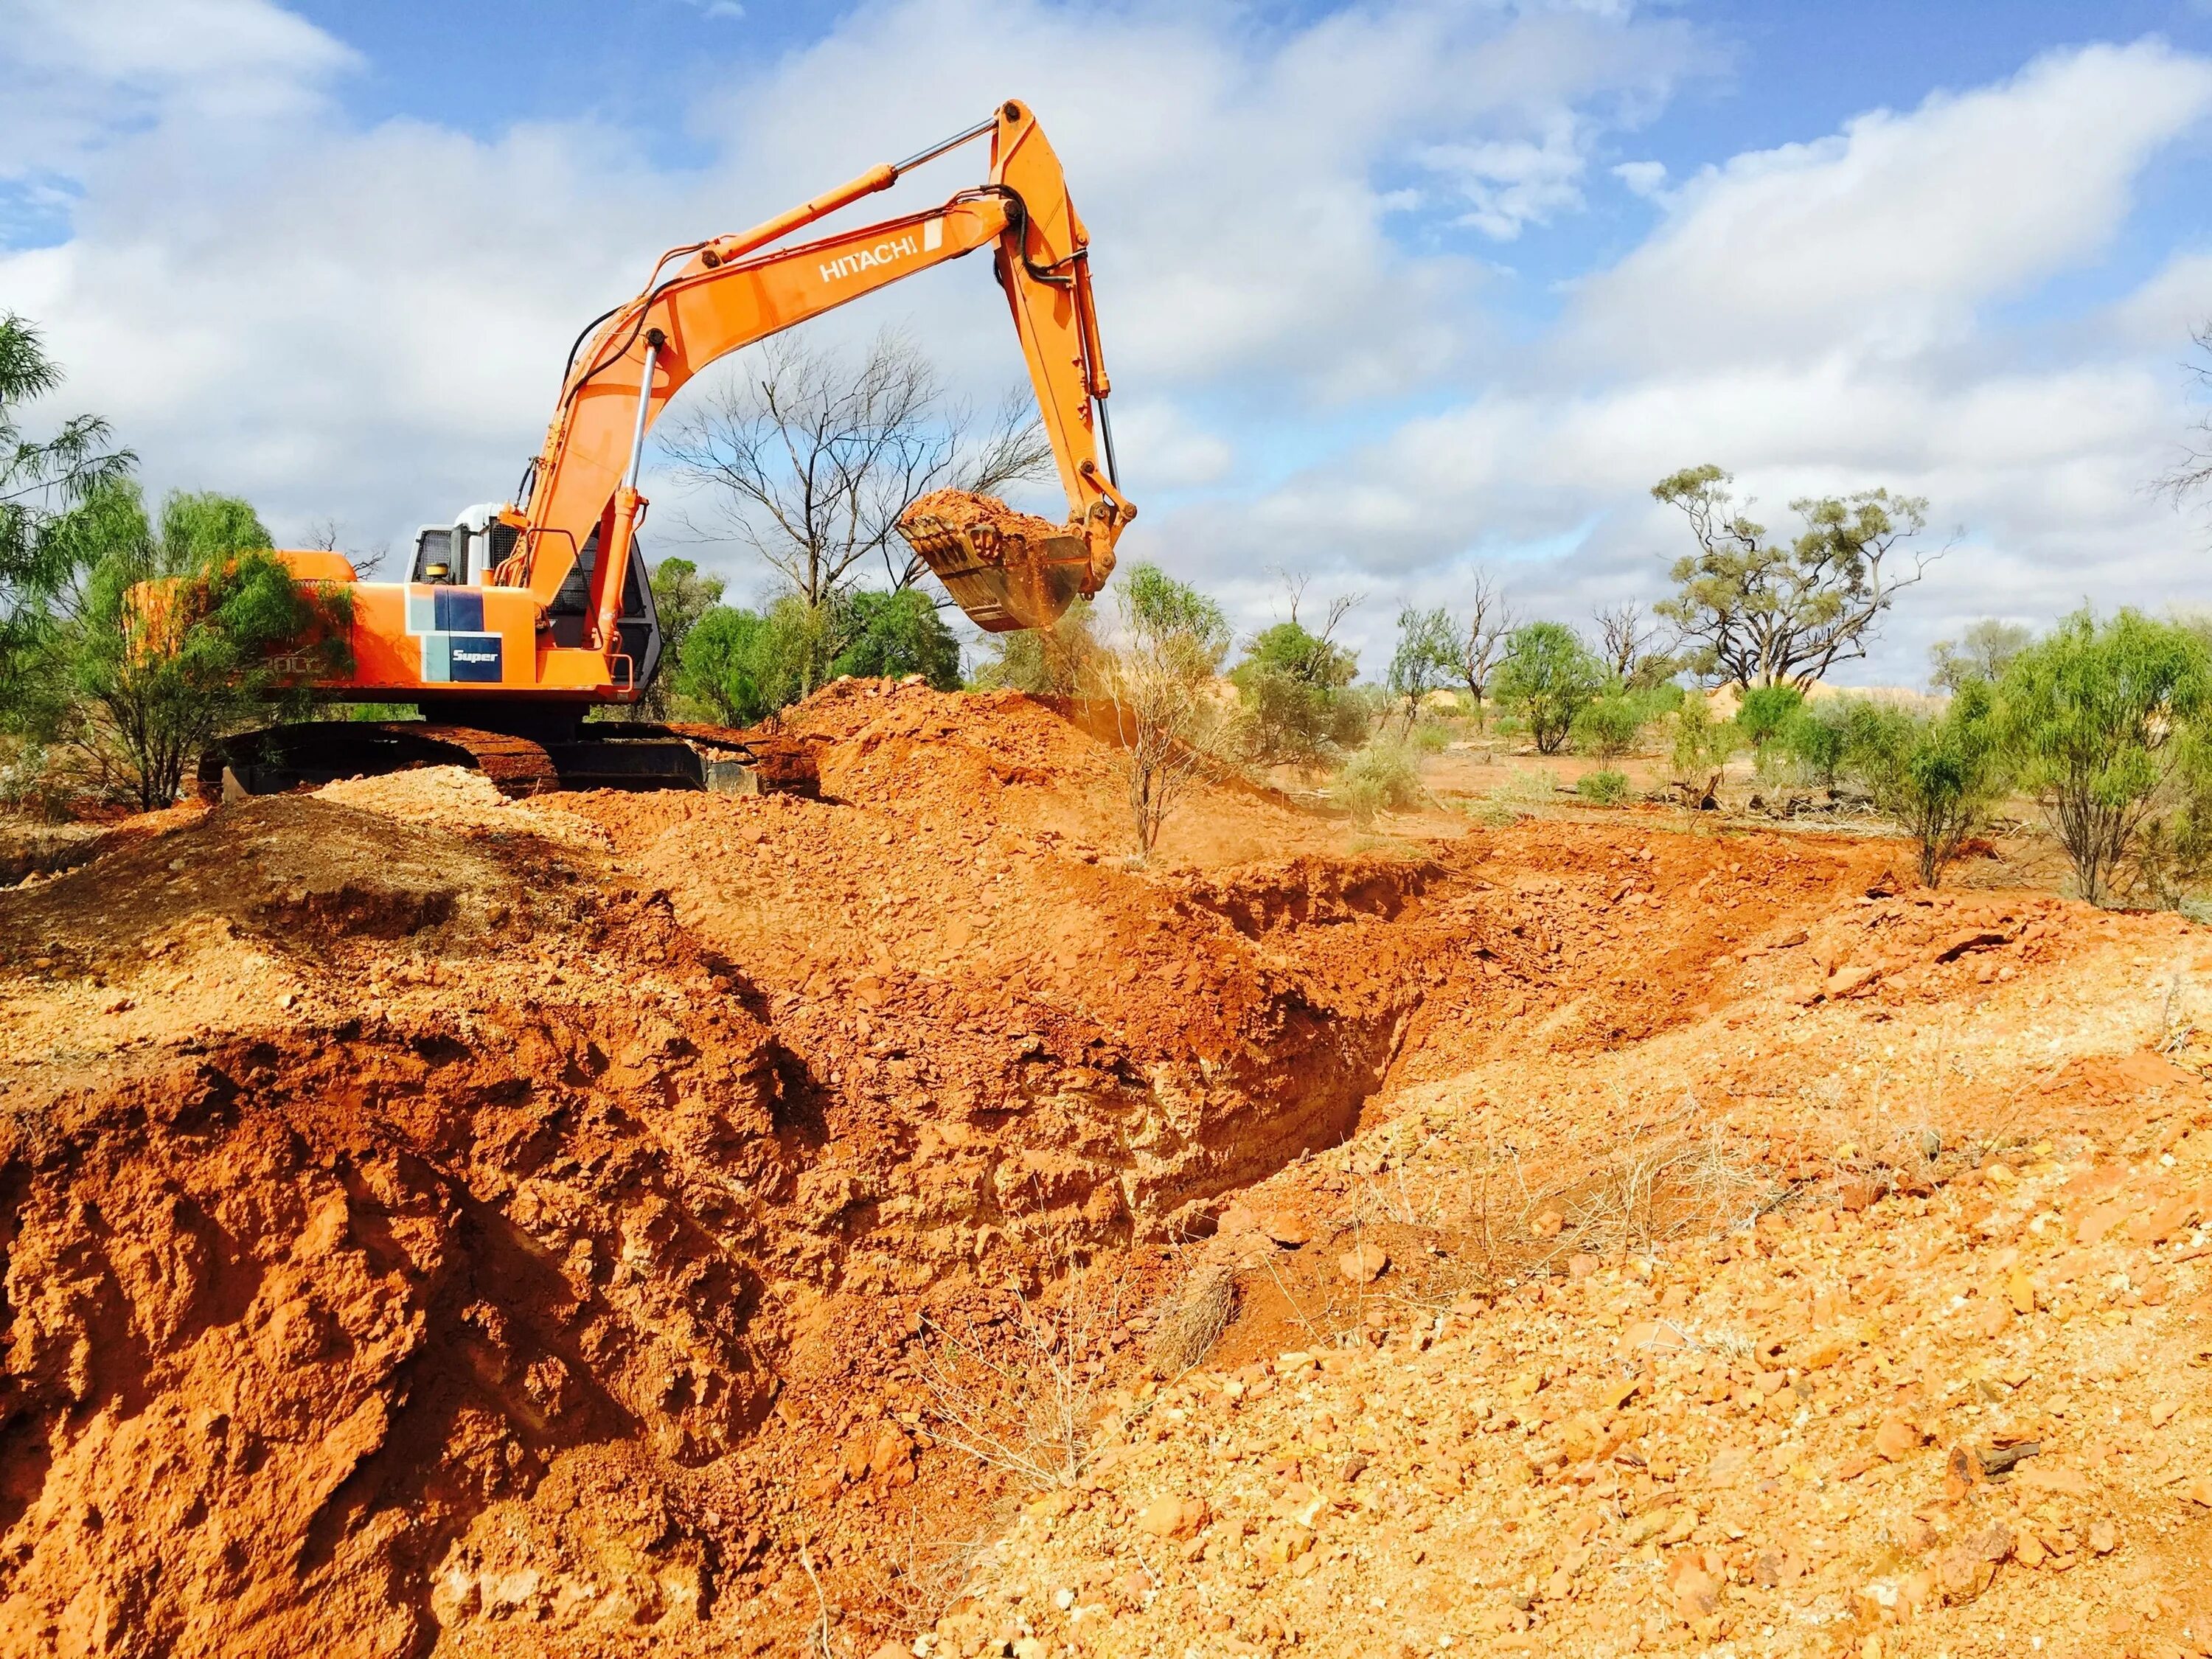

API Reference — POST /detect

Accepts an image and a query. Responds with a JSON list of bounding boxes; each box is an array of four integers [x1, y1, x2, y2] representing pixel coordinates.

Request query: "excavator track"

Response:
[[417, 726, 559, 796], [197, 720, 791, 802]]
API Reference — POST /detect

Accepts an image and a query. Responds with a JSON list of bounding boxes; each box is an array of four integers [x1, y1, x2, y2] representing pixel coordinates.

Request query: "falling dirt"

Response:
[[2, 678, 2209, 1659]]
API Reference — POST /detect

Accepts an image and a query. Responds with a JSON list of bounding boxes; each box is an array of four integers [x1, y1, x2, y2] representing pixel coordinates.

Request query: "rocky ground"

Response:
[[1, 680, 2206, 1659]]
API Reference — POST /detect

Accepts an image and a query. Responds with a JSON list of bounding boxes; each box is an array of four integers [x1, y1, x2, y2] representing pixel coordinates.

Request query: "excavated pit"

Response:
[[0, 678, 2020, 1657], [0, 684, 1447, 1656]]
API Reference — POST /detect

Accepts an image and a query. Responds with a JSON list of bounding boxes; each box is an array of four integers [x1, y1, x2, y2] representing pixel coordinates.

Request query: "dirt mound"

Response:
[[0, 801, 204, 883], [0, 999, 785, 1657], [0, 692, 1417, 1655], [753, 677, 1339, 864], [319, 765, 613, 852]]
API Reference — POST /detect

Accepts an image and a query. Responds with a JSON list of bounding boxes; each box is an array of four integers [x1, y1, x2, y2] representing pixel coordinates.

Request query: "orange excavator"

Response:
[[204, 100, 1133, 796]]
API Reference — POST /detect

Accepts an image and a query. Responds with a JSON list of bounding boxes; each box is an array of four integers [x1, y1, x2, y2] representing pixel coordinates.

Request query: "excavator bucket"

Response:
[[897, 490, 1096, 633]]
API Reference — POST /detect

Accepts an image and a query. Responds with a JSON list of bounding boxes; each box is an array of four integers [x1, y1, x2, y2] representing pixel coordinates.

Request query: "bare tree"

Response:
[[660, 328, 1051, 608], [305, 516, 387, 579], [1269, 566, 1363, 645], [2157, 321, 2212, 519], [1593, 600, 1654, 679], [1453, 568, 1517, 726], [1592, 598, 1678, 689]]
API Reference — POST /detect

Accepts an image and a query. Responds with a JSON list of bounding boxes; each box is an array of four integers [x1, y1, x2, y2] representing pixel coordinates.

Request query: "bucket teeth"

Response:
[[897, 513, 1093, 633]]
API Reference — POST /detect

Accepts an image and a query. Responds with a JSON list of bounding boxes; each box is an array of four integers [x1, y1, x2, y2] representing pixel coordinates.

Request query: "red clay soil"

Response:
[[0, 678, 2202, 1658], [901, 490, 1063, 541]]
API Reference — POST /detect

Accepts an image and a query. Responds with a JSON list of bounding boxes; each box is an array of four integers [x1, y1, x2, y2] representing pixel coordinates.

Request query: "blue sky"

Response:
[[4, 0, 2211, 684]]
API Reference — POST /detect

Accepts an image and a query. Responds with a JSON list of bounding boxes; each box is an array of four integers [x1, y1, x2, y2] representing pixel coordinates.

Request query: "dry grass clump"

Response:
[[917, 1258, 1123, 1492], [1147, 1261, 1238, 1376], [1514, 1110, 1781, 1262]]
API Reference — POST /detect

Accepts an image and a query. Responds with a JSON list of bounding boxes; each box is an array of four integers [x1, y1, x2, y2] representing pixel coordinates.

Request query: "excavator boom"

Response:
[[513, 97, 1128, 650]]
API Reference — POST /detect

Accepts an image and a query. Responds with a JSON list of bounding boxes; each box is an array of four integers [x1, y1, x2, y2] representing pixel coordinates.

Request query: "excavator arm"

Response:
[[504, 99, 1133, 644]]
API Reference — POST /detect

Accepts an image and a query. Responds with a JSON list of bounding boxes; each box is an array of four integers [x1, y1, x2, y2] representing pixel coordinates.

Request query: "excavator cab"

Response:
[[408, 507, 520, 588], [406, 507, 665, 692]]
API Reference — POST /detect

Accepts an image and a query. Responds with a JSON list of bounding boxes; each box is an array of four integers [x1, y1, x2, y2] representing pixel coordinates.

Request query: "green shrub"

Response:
[[1410, 717, 1452, 754], [1337, 740, 1424, 824], [1995, 608, 2212, 903], [1851, 681, 2008, 886], [1778, 702, 1849, 785], [1230, 618, 1365, 771], [1736, 683, 1805, 762], [1666, 696, 1736, 796], [1571, 694, 1643, 758], [1576, 768, 1632, 805]]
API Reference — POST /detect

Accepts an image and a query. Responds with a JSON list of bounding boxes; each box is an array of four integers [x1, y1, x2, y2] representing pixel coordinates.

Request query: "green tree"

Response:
[[1491, 622, 1604, 754], [1242, 619, 1357, 689], [1851, 681, 2007, 887], [630, 555, 726, 719], [830, 588, 961, 686], [1666, 695, 1736, 805], [1385, 605, 1458, 731], [1927, 617, 2031, 693], [61, 484, 344, 809], [1, 314, 133, 724], [1996, 608, 2212, 904], [1652, 465, 1934, 691], [669, 593, 855, 728], [1095, 568, 1234, 856], [1122, 563, 1230, 668]]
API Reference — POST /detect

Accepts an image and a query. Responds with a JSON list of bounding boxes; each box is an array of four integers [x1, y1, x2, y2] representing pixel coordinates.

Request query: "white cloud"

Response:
[[1109, 400, 1235, 492], [1, 6, 2206, 694], [1422, 115, 1590, 240], [1119, 41, 2212, 685], [1611, 159, 1668, 199], [1569, 41, 2212, 370], [2104, 246, 2212, 348], [0, 0, 355, 170], [0, 0, 1698, 568]]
